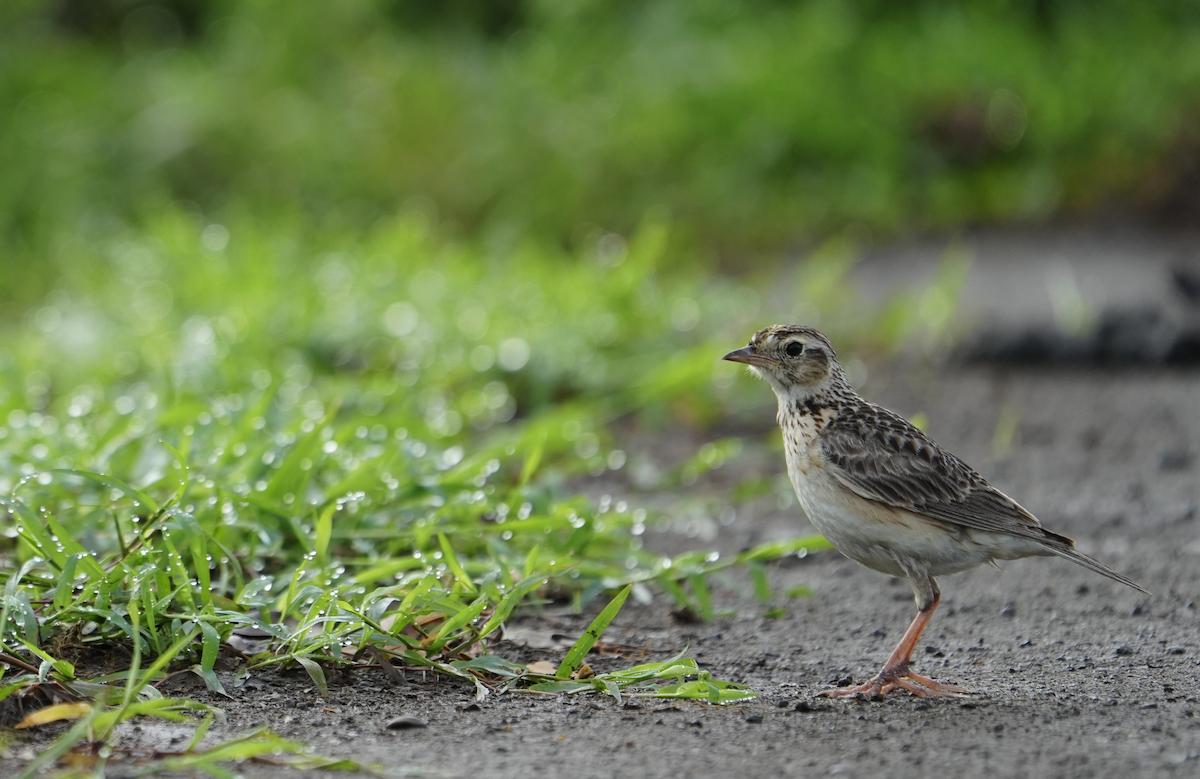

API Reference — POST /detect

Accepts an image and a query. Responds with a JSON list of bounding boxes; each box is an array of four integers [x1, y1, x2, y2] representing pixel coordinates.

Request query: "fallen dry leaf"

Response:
[[525, 660, 556, 675], [15, 702, 93, 729]]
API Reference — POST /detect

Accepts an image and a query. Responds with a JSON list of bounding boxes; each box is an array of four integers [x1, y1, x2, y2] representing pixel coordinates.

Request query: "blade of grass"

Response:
[[314, 503, 335, 567], [293, 656, 329, 698], [437, 532, 477, 595], [0, 558, 44, 648], [686, 574, 713, 621], [557, 584, 631, 679], [196, 620, 229, 696], [476, 572, 548, 641], [427, 596, 487, 653], [749, 561, 771, 603], [48, 469, 160, 514]]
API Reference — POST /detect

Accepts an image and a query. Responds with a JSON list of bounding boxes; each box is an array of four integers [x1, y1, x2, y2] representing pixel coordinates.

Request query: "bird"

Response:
[[723, 324, 1146, 699]]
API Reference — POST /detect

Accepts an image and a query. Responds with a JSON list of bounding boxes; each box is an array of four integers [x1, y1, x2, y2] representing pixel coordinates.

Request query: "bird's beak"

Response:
[[722, 346, 777, 368]]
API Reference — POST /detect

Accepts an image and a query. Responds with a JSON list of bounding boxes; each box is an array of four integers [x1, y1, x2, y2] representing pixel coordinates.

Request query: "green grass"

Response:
[[1, 210, 931, 774]]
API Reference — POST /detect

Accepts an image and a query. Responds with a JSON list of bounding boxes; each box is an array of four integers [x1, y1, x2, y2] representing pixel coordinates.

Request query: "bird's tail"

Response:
[[1042, 531, 1149, 594]]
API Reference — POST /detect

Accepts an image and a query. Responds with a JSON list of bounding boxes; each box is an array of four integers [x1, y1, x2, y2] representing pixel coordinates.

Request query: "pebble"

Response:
[[386, 716, 428, 730]]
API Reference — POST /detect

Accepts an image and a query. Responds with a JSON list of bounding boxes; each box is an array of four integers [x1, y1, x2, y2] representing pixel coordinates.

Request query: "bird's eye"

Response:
[[784, 341, 804, 357]]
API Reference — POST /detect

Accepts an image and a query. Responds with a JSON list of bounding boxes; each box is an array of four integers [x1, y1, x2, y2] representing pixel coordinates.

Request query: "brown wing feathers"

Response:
[[818, 403, 1040, 536], [820, 402, 1149, 594]]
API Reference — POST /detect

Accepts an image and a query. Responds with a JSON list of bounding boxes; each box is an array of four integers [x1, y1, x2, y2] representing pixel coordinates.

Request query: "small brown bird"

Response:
[[724, 325, 1146, 698]]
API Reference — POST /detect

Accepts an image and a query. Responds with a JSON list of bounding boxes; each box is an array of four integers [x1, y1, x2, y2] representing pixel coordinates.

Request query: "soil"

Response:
[[6, 225, 1200, 778]]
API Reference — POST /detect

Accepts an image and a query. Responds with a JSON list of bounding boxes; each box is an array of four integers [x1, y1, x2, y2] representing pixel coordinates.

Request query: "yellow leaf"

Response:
[[15, 702, 93, 729]]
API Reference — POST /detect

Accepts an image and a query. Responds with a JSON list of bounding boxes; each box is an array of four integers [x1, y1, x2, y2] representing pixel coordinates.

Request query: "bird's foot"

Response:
[[818, 666, 968, 699]]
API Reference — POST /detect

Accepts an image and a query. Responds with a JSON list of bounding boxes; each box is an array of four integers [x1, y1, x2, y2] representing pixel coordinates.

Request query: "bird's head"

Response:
[[723, 325, 843, 401]]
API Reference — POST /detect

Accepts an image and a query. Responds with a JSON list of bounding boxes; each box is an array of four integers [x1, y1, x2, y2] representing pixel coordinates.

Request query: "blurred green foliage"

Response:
[[6, 0, 1200, 314]]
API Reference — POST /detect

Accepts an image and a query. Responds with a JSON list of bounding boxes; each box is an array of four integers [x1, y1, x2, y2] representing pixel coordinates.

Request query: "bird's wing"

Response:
[[817, 402, 1049, 541], [817, 400, 1148, 593]]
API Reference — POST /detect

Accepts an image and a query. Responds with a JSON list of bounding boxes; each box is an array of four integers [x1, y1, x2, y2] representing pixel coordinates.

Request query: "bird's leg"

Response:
[[819, 578, 967, 699]]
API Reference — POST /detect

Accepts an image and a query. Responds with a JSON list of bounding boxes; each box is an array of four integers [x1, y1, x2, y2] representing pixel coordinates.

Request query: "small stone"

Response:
[[1000, 601, 1017, 617], [1168, 646, 1187, 655], [1159, 450, 1191, 471], [745, 715, 763, 724], [835, 675, 854, 687], [458, 703, 481, 712], [776, 700, 791, 708], [1115, 645, 1135, 657], [794, 701, 814, 712], [386, 716, 428, 730]]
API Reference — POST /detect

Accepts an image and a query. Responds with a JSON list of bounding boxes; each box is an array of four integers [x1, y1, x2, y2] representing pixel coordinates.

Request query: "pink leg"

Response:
[[818, 591, 968, 699]]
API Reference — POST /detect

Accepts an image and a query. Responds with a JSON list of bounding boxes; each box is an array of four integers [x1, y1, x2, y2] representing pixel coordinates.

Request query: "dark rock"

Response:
[[386, 715, 429, 730], [1174, 266, 1200, 306], [1159, 449, 1192, 471]]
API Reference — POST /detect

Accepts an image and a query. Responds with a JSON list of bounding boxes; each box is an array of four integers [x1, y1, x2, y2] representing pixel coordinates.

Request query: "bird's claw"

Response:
[[817, 667, 968, 699]]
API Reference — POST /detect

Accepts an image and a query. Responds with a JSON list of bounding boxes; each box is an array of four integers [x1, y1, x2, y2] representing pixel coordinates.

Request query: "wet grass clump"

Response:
[[0, 212, 903, 774]]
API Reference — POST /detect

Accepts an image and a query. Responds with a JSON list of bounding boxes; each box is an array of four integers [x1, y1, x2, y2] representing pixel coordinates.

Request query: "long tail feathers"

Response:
[[1046, 543, 1150, 595]]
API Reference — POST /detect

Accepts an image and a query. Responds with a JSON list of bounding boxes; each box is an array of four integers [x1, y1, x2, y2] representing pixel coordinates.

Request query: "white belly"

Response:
[[789, 463, 1047, 579]]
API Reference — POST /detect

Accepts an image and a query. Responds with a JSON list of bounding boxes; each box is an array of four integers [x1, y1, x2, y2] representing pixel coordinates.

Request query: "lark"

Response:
[[724, 325, 1146, 698]]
